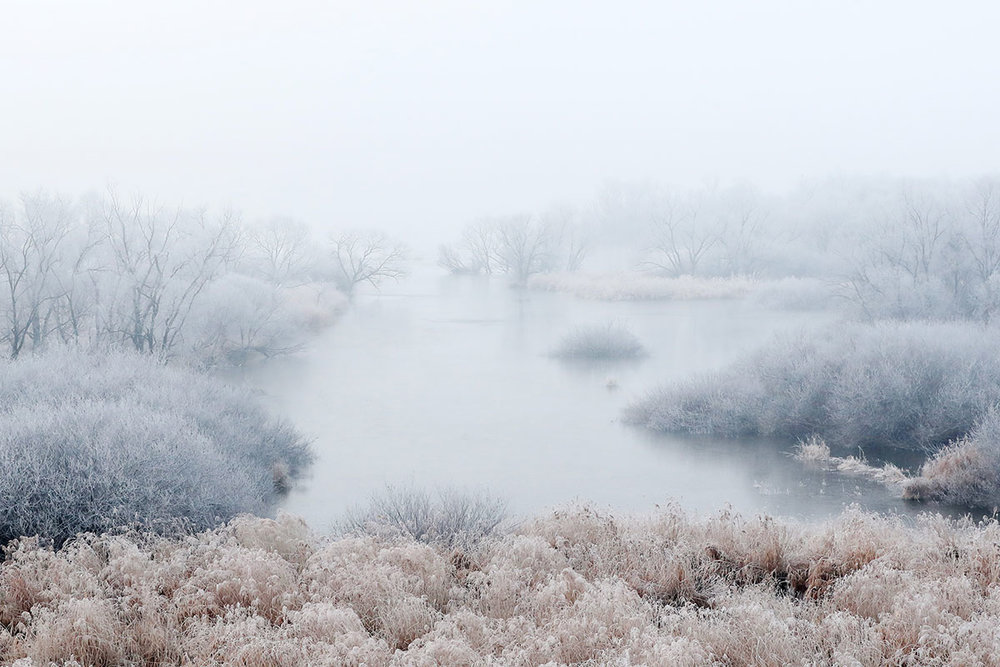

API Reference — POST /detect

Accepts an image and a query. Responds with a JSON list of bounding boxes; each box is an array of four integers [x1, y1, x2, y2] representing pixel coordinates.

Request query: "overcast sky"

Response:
[[2, 1, 998, 244]]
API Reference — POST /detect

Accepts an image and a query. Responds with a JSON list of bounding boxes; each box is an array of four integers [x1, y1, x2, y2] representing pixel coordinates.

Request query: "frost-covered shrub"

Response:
[[627, 321, 1000, 452], [1, 507, 1000, 665], [0, 349, 311, 545], [551, 322, 646, 360], [904, 409, 1000, 508], [339, 486, 507, 547]]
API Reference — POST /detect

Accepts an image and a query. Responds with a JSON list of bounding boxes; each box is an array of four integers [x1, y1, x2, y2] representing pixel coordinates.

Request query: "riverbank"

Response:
[[2, 505, 997, 665]]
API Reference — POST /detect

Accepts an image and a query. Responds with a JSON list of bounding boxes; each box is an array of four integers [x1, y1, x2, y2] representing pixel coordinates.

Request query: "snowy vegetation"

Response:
[[0, 349, 311, 545], [551, 321, 646, 360], [339, 486, 508, 548], [627, 321, 1000, 507], [628, 321, 1000, 450], [437, 214, 588, 284], [450, 177, 1000, 325], [0, 506, 998, 664], [529, 271, 756, 301], [904, 409, 1000, 509], [0, 191, 365, 366]]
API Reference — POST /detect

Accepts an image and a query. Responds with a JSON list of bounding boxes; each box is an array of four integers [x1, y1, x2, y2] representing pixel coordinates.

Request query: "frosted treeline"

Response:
[[2, 506, 999, 664], [445, 177, 1000, 322], [0, 191, 413, 365], [437, 213, 589, 284], [0, 349, 311, 545]]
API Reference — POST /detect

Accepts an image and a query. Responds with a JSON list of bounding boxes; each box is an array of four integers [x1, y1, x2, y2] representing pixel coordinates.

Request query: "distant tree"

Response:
[[463, 219, 503, 274], [244, 217, 315, 286], [541, 205, 590, 272], [959, 179, 1000, 320], [495, 215, 559, 285], [437, 243, 479, 274], [642, 192, 718, 277], [716, 187, 768, 277], [329, 230, 407, 295], [187, 273, 307, 365], [94, 190, 242, 357], [0, 192, 81, 358]]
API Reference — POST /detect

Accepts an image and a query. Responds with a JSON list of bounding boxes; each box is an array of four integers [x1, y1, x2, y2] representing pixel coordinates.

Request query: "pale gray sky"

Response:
[[2, 1, 998, 244]]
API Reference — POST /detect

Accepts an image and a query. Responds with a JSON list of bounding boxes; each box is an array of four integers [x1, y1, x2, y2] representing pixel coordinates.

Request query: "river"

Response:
[[233, 268, 959, 530]]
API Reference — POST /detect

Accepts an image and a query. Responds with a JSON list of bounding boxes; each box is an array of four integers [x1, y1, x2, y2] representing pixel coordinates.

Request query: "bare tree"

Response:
[[843, 183, 963, 320], [495, 215, 559, 285], [96, 191, 242, 357], [329, 230, 407, 295], [244, 217, 315, 286], [542, 205, 590, 272], [642, 192, 718, 277], [717, 188, 768, 277], [462, 219, 503, 274], [0, 192, 79, 358], [959, 179, 1000, 320], [437, 243, 479, 274]]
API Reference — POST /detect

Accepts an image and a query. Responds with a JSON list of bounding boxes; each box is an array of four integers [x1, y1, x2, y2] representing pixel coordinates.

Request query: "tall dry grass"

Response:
[[2, 507, 999, 665]]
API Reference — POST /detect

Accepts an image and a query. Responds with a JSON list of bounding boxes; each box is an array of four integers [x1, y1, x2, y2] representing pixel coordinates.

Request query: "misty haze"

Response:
[[2, 2, 1000, 664]]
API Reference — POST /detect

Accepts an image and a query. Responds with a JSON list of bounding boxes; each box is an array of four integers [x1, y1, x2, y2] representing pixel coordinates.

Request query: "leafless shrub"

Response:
[[339, 486, 508, 548], [551, 321, 646, 360]]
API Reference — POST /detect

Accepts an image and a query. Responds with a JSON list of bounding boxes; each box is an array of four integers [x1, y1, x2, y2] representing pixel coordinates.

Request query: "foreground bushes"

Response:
[[1, 507, 999, 664], [627, 321, 1000, 452], [0, 349, 311, 545]]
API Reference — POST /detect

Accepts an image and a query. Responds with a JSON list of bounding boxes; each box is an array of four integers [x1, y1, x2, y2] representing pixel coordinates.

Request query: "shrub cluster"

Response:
[[551, 321, 647, 360], [338, 486, 508, 548], [0, 349, 311, 545], [1, 507, 999, 664], [626, 321, 1000, 452]]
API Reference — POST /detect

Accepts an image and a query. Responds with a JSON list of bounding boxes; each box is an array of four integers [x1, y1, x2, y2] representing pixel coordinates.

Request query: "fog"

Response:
[[7, 4, 1000, 661], [4, 1, 1000, 248]]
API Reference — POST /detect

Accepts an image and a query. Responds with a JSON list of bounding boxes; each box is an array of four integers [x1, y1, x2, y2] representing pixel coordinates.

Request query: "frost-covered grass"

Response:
[[794, 436, 909, 488], [529, 271, 757, 301], [1, 507, 1000, 665], [627, 321, 1000, 452], [904, 409, 1000, 509], [551, 321, 647, 360], [0, 349, 311, 545]]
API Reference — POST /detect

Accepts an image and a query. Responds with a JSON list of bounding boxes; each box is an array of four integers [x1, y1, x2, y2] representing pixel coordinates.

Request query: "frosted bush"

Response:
[[339, 486, 507, 548], [0, 507, 998, 664], [904, 408, 1000, 508], [0, 349, 311, 545], [551, 322, 646, 360], [627, 321, 1000, 471]]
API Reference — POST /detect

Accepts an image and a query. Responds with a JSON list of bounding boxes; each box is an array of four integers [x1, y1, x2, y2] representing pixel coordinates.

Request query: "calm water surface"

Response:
[[234, 269, 969, 530]]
